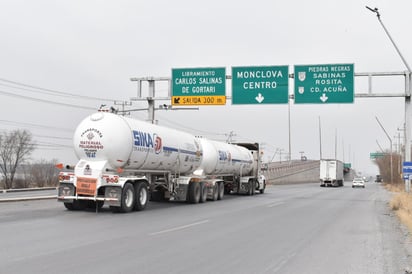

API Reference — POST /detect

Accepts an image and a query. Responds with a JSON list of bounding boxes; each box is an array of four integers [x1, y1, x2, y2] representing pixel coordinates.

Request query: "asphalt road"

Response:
[[0, 182, 411, 274]]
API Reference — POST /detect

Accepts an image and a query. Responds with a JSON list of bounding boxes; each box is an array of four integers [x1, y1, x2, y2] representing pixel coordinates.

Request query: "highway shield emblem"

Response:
[[298, 71, 306, 81]]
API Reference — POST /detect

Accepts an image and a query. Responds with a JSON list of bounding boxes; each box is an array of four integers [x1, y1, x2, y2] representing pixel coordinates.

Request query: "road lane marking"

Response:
[[149, 220, 209, 236], [267, 201, 285, 208]]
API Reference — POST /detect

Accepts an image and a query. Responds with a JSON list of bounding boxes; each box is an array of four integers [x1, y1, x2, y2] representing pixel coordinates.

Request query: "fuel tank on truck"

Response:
[[73, 112, 203, 174], [194, 138, 254, 176]]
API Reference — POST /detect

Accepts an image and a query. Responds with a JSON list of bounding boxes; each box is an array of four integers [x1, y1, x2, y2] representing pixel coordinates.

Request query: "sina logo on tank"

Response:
[[133, 130, 163, 154]]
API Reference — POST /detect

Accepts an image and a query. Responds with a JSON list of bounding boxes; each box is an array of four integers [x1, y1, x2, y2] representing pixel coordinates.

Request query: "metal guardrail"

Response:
[[0, 187, 57, 194], [0, 187, 57, 202]]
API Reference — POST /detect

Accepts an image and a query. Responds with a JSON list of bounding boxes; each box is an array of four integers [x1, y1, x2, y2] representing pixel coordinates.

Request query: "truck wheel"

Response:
[[224, 186, 231, 195], [134, 182, 148, 211], [64, 200, 86, 211], [199, 182, 207, 203], [113, 183, 135, 213], [211, 184, 218, 201], [248, 180, 254, 196], [217, 182, 224, 200], [188, 182, 200, 204], [259, 182, 266, 194], [87, 201, 104, 210]]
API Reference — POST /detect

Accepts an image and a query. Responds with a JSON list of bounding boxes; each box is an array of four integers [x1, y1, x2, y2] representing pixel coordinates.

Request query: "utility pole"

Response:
[[375, 116, 393, 184], [130, 77, 198, 124]]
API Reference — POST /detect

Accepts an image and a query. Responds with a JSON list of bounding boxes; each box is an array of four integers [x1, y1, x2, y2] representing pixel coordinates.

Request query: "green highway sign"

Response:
[[171, 67, 226, 105], [232, 66, 289, 104], [370, 152, 386, 159], [294, 64, 354, 104]]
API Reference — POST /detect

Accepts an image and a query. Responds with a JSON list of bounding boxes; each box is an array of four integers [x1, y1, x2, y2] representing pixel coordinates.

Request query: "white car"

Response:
[[352, 177, 365, 188]]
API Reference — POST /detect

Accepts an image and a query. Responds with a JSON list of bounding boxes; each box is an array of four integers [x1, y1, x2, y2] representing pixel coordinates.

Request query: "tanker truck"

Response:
[[57, 109, 266, 213]]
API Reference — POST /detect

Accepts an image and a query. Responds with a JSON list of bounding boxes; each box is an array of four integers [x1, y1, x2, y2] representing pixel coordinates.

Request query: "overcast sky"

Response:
[[0, 0, 411, 175]]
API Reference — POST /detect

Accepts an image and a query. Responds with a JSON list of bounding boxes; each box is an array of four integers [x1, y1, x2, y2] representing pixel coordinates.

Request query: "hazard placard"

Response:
[[76, 177, 97, 196]]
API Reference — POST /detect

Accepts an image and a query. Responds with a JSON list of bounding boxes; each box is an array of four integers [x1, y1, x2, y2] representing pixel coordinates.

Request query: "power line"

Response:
[[0, 89, 97, 110], [33, 134, 72, 140], [0, 77, 117, 102], [0, 119, 73, 132]]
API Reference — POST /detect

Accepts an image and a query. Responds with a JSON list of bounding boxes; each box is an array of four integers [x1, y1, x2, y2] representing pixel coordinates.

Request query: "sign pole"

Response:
[[405, 73, 412, 192]]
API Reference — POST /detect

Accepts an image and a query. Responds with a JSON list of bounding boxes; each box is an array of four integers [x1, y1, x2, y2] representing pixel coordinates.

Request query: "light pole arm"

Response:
[[366, 6, 412, 73]]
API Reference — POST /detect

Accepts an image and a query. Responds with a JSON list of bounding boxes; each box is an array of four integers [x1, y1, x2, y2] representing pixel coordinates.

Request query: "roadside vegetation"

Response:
[[388, 185, 412, 233], [0, 129, 59, 189], [375, 153, 412, 234]]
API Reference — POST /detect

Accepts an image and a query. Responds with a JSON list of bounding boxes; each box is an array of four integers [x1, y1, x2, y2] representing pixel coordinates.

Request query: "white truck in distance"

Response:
[[57, 110, 266, 213], [319, 159, 344, 187]]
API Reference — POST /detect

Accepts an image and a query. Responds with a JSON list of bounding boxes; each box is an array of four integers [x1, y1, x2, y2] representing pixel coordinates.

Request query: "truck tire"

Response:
[[217, 182, 224, 200], [134, 182, 148, 211], [150, 190, 162, 201], [112, 183, 135, 213], [188, 182, 200, 204], [248, 180, 254, 196], [199, 182, 207, 203], [259, 182, 266, 194], [64, 200, 86, 211], [211, 184, 218, 201], [87, 201, 104, 210]]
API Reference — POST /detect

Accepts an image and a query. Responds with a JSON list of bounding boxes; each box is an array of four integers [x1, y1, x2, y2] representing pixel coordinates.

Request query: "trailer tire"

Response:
[[64, 200, 87, 211], [248, 180, 254, 196], [211, 184, 218, 201], [87, 201, 104, 210], [252, 180, 256, 196], [112, 183, 135, 213], [199, 182, 207, 203], [259, 182, 266, 194], [217, 182, 224, 200], [134, 182, 148, 211], [188, 182, 200, 204]]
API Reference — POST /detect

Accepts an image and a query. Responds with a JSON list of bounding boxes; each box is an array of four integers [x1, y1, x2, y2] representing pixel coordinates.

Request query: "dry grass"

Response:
[[387, 184, 412, 233]]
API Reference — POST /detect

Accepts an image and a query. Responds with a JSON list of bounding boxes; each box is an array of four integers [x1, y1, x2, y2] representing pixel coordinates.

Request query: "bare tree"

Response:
[[29, 159, 59, 187], [0, 130, 35, 189]]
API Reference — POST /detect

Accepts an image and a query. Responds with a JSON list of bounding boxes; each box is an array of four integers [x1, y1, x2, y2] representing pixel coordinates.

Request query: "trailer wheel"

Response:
[[188, 182, 200, 204], [211, 184, 218, 201], [87, 201, 104, 210], [112, 183, 135, 213], [199, 182, 207, 203], [64, 200, 86, 211], [217, 182, 224, 200], [248, 180, 254, 196], [134, 182, 148, 211], [259, 181, 266, 194], [252, 180, 256, 196]]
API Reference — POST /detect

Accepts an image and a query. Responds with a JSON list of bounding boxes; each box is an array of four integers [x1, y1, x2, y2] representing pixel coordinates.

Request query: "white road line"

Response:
[[149, 220, 209, 236], [267, 201, 285, 208]]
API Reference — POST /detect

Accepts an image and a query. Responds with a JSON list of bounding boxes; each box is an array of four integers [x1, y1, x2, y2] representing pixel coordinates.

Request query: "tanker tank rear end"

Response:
[[73, 112, 203, 174]]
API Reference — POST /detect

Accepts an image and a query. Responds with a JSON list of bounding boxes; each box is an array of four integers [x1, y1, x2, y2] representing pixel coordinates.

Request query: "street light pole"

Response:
[[367, 6, 412, 191]]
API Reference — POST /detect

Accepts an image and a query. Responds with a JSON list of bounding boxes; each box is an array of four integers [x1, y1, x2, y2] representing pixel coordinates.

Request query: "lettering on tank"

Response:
[[133, 130, 162, 154], [78, 128, 104, 158]]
